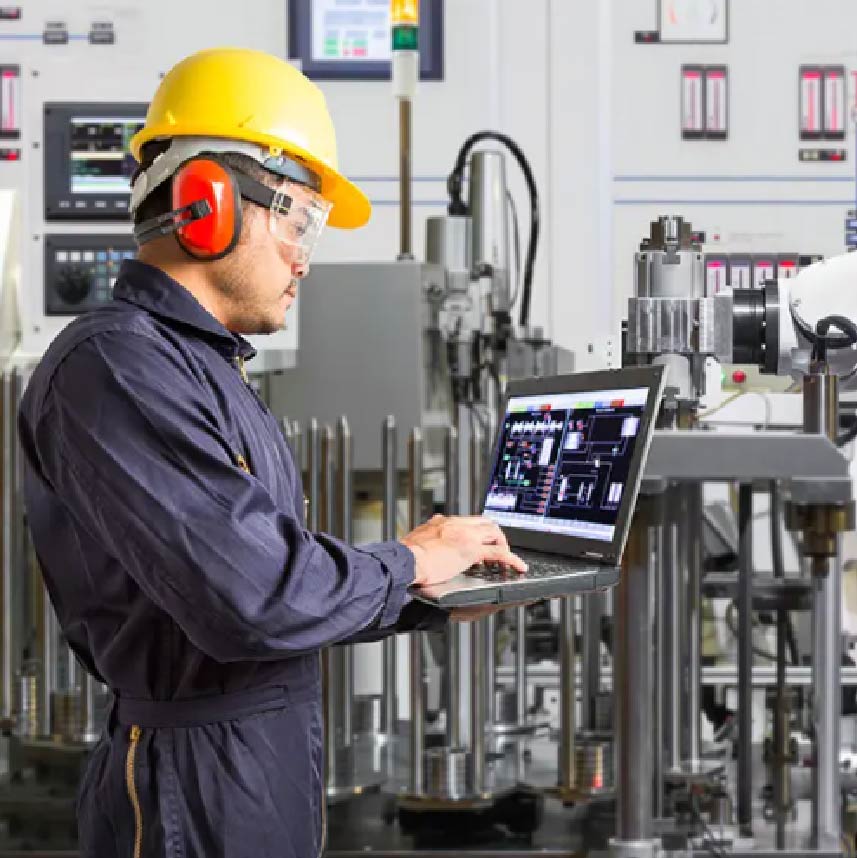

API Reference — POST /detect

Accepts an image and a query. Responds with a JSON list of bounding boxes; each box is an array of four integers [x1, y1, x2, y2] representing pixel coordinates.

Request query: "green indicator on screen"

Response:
[[392, 25, 418, 51]]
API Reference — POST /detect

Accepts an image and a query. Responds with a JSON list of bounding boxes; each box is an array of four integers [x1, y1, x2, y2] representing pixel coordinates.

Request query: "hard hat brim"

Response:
[[130, 126, 371, 230]]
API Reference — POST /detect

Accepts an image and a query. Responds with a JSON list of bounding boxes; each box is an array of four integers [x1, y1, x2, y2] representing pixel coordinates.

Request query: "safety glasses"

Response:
[[267, 179, 332, 267], [233, 171, 332, 267]]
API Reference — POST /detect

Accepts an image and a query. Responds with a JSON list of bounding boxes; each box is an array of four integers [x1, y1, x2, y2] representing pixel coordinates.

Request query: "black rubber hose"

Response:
[[796, 312, 857, 362], [447, 130, 540, 329]]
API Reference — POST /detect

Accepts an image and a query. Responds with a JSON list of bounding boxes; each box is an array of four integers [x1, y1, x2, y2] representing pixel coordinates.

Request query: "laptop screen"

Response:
[[483, 386, 650, 543]]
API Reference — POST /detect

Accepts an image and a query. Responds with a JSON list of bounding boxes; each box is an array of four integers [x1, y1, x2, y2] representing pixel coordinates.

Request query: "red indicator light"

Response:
[[732, 370, 747, 384]]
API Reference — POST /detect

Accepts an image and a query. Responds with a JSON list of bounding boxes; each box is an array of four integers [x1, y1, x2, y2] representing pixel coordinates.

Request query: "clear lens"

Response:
[[268, 180, 332, 267]]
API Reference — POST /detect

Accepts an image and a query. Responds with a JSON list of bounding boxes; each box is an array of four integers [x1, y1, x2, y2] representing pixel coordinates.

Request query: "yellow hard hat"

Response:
[[130, 47, 370, 229]]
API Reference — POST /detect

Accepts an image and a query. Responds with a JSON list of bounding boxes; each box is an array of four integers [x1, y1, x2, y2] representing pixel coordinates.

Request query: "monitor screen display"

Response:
[[69, 117, 144, 195], [483, 387, 650, 542]]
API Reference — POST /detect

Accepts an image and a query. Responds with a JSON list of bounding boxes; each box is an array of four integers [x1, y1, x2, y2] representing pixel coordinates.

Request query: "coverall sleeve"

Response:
[[29, 331, 434, 662]]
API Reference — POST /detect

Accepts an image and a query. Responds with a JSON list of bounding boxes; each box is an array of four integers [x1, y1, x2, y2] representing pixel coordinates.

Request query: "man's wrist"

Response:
[[399, 539, 426, 587]]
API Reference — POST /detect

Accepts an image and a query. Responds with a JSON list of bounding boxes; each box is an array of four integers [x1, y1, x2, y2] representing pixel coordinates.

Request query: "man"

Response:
[[18, 48, 526, 858]]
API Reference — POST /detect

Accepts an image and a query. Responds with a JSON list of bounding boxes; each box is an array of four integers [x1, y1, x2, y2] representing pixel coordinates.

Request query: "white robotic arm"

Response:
[[775, 251, 857, 384], [733, 251, 857, 386]]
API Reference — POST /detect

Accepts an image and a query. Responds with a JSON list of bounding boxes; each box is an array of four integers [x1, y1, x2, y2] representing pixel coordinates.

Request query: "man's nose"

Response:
[[292, 260, 309, 280]]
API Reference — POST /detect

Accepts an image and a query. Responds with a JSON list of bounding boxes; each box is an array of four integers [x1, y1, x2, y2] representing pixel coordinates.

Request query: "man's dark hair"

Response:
[[131, 140, 276, 230]]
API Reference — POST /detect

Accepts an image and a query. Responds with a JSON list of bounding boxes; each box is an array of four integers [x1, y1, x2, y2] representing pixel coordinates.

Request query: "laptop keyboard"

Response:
[[466, 556, 581, 582]]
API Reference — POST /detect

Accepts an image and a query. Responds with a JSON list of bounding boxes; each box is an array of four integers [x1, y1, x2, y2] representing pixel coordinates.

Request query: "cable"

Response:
[[697, 390, 772, 428], [446, 130, 540, 329], [506, 189, 522, 309], [791, 308, 857, 360], [815, 314, 857, 363]]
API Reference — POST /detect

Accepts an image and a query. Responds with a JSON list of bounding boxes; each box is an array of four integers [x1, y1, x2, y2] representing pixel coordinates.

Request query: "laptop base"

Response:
[[411, 558, 620, 609]]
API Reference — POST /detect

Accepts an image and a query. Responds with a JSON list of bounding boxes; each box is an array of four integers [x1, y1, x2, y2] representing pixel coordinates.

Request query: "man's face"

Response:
[[210, 183, 313, 336]]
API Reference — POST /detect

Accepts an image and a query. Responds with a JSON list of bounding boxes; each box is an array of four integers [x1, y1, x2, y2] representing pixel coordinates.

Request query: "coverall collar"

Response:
[[114, 259, 257, 360]]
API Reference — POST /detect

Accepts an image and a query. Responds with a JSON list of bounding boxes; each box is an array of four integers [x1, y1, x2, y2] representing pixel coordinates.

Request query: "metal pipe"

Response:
[[79, 670, 98, 743], [469, 423, 487, 792], [381, 417, 397, 737], [662, 489, 683, 773], [1, 371, 13, 720], [321, 425, 335, 534], [290, 419, 303, 475], [280, 418, 294, 449], [408, 428, 424, 795], [471, 618, 486, 794], [558, 596, 576, 791], [581, 593, 604, 731], [485, 614, 497, 723], [305, 419, 320, 531], [684, 482, 703, 765], [515, 605, 527, 726], [398, 98, 413, 260], [336, 417, 354, 748], [41, 597, 56, 737], [737, 484, 753, 836], [321, 425, 337, 785], [771, 480, 789, 849], [444, 427, 461, 747], [614, 503, 655, 847], [653, 528, 664, 820], [812, 554, 842, 848]]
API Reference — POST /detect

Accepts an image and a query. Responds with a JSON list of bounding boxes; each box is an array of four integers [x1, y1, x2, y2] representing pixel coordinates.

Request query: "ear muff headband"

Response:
[[133, 157, 244, 261]]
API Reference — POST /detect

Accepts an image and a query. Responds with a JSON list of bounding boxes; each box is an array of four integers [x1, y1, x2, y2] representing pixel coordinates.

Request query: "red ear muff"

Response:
[[171, 158, 242, 260]]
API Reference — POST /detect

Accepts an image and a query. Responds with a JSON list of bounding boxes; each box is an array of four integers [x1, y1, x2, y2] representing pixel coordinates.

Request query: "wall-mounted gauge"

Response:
[[659, 0, 728, 44]]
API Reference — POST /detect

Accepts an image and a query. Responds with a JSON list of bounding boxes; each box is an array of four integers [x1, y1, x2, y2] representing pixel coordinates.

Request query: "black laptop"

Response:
[[412, 365, 666, 608]]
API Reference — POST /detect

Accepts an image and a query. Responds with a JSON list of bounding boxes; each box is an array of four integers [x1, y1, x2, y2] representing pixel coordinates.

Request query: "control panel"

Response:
[[44, 234, 136, 315], [43, 102, 146, 221]]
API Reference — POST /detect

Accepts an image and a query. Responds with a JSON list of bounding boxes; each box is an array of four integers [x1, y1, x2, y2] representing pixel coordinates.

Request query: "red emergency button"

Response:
[[732, 370, 747, 384]]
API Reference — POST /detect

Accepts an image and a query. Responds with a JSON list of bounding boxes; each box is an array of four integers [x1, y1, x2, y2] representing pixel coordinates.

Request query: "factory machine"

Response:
[[0, 6, 857, 858]]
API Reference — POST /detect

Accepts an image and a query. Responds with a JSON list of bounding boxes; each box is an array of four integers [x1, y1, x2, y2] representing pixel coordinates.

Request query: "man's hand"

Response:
[[401, 514, 527, 589]]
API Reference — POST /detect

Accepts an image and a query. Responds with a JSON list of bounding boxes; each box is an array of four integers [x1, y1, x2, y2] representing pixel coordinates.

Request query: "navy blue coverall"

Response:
[[18, 259, 446, 858]]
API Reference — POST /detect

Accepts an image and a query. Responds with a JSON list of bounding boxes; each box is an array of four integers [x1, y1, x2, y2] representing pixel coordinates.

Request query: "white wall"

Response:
[[8, 0, 857, 358], [612, 0, 857, 331]]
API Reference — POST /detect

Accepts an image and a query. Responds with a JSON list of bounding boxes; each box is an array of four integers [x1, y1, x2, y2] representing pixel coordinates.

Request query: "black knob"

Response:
[[55, 266, 91, 305]]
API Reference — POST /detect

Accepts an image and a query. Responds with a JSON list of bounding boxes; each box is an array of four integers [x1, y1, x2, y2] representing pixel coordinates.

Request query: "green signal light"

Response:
[[392, 24, 418, 51]]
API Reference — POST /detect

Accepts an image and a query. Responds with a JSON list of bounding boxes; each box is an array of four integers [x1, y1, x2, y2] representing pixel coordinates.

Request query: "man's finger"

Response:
[[478, 546, 528, 573]]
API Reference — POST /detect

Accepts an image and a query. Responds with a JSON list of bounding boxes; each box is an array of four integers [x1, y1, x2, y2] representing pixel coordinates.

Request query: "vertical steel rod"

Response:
[[291, 419, 303, 477], [470, 423, 486, 793], [321, 426, 337, 787], [515, 606, 527, 726], [408, 428, 424, 795], [398, 98, 413, 259], [653, 527, 664, 820], [662, 489, 682, 774], [737, 484, 753, 836], [336, 417, 354, 748], [684, 483, 703, 765], [306, 419, 320, 531], [444, 426, 461, 747], [79, 671, 98, 742], [558, 596, 577, 791], [581, 593, 604, 730], [40, 597, 56, 738], [280, 417, 294, 450], [813, 554, 842, 848], [0, 372, 12, 720], [381, 417, 398, 737], [614, 503, 655, 849]]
